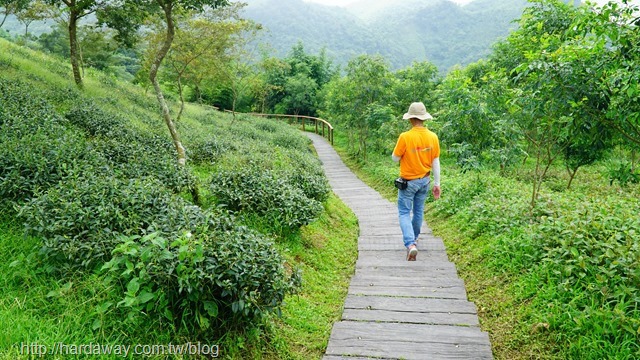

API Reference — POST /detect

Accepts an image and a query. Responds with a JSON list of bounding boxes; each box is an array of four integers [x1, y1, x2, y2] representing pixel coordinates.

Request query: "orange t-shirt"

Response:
[[393, 127, 440, 180]]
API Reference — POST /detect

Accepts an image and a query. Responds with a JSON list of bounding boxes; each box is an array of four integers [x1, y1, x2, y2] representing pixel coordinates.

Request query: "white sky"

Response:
[[303, 0, 637, 7]]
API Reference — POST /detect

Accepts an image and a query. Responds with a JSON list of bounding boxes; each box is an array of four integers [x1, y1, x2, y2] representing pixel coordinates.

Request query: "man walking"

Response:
[[392, 102, 441, 261]]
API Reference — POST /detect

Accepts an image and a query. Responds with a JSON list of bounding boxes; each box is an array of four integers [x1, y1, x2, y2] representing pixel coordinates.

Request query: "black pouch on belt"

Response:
[[394, 177, 408, 190]]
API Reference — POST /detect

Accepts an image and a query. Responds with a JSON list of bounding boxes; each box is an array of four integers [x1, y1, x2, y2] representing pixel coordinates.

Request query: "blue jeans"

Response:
[[397, 177, 430, 248]]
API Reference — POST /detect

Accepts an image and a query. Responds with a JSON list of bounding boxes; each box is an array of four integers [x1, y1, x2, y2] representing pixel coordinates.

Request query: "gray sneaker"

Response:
[[407, 245, 418, 261]]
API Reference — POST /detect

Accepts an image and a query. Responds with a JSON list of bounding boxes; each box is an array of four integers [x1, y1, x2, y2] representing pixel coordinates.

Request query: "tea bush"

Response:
[[103, 220, 300, 331], [0, 82, 102, 204], [1, 39, 328, 350], [195, 117, 329, 233], [92, 135, 196, 195], [0, 79, 67, 130], [210, 167, 323, 232], [0, 127, 100, 203], [65, 101, 127, 137], [18, 175, 200, 269], [188, 135, 238, 164]]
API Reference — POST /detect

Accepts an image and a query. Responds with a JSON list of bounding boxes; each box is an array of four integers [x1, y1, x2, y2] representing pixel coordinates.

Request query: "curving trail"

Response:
[[306, 133, 493, 360]]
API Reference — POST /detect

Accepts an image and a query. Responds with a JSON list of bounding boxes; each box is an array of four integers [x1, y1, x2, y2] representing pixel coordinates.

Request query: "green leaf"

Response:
[[96, 301, 113, 314], [198, 314, 210, 330], [123, 296, 136, 307], [204, 301, 218, 317], [127, 278, 140, 295], [136, 291, 154, 304], [570, 247, 579, 258]]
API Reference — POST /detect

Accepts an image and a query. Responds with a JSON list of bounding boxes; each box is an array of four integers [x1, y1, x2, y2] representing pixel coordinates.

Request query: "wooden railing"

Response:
[[224, 111, 334, 145]]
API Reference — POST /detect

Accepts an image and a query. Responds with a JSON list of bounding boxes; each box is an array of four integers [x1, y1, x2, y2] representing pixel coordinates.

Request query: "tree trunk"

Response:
[[68, 11, 83, 88], [149, 1, 186, 166], [0, 13, 8, 29], [566, 165, 579, 190], [176, 75, 185, 122]]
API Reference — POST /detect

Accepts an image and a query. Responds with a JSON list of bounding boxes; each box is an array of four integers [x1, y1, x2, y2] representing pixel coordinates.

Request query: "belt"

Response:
[[404, 172, 430, 181]]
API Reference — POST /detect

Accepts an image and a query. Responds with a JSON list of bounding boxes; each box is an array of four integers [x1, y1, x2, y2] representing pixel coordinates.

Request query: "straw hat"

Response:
[[402, 102, 433, 120]]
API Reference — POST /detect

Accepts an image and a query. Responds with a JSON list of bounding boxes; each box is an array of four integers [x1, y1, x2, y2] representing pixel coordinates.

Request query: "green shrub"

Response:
[[272, 131, 311, 152], [210, 168, 323, 232], [0, 79, 66, 129], [103, 227, 300, 332], [531, 198, 640, 357], [430, 169, 490, 217], [606, 161, 639, 187], [0, 123, 101, 206], [188, 135, 238, 164], [92, 135, 196, 195], [278, 149, 331, 202], [433, 165, 640, 358], [18, 175, 200, 268], [0, 79, 103, 205], [65, 101, 127, 137]]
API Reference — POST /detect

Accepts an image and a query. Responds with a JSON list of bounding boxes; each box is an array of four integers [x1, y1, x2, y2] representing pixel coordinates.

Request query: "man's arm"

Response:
[[431, 157, 441, 199], [392, 135, 404, 163]]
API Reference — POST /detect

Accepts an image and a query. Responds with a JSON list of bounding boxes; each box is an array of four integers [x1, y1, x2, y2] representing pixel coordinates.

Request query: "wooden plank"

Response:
[[358, 234, 438, 241], [344, 295, 477, 314], [326, 340, 493, 360], [336, 195, 387, 202], [356, 218, 396, 222], [349, 275, 464, 288], [327, 321, 490, 345], [348, 284, 468, 299], [357, 252, 450, 263], [326, 322, 493, 360], [324, 356, 394, 360], [349, 208, 398, 214], [356, 238, 447, 254], [342, 309, 480, 326], [356, 246, 445, 251], [355, 260, 457, 270], [358, 242, 446, 252], [351, 268, 460, 280]]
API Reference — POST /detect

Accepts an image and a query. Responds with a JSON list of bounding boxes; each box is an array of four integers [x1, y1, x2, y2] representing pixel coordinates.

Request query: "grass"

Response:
[[274, 195, 358, 358]]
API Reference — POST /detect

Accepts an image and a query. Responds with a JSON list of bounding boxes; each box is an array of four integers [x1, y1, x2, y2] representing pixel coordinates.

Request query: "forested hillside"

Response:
[[243, 0, 529, 70]]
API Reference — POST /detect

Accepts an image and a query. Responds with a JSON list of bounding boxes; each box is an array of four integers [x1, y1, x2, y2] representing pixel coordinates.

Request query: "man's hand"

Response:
[[432, 186, 441, 200]]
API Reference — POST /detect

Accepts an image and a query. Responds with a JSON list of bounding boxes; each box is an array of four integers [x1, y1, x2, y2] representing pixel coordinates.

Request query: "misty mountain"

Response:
[[242, 0, 531, 71], [1, 0, 583, 72]]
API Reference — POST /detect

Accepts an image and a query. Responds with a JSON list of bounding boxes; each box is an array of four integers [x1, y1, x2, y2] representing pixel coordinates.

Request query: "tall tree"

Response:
[[582, 1, 640, 147], [15, 0, 48, 37], [392, 61, 439, 114], [322, 54, 392, 161], [45, 0, 108, 88], [0, 0, 29, 29], [103, 0, 229, 166]]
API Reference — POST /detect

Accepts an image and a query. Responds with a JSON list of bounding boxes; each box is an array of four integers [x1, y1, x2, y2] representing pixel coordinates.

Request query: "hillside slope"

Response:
[[0, 37, 357, 359]]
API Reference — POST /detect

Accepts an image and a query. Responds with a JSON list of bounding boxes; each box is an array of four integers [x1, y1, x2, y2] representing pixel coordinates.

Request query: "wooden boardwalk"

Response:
[[306, 133, 493, 360]]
